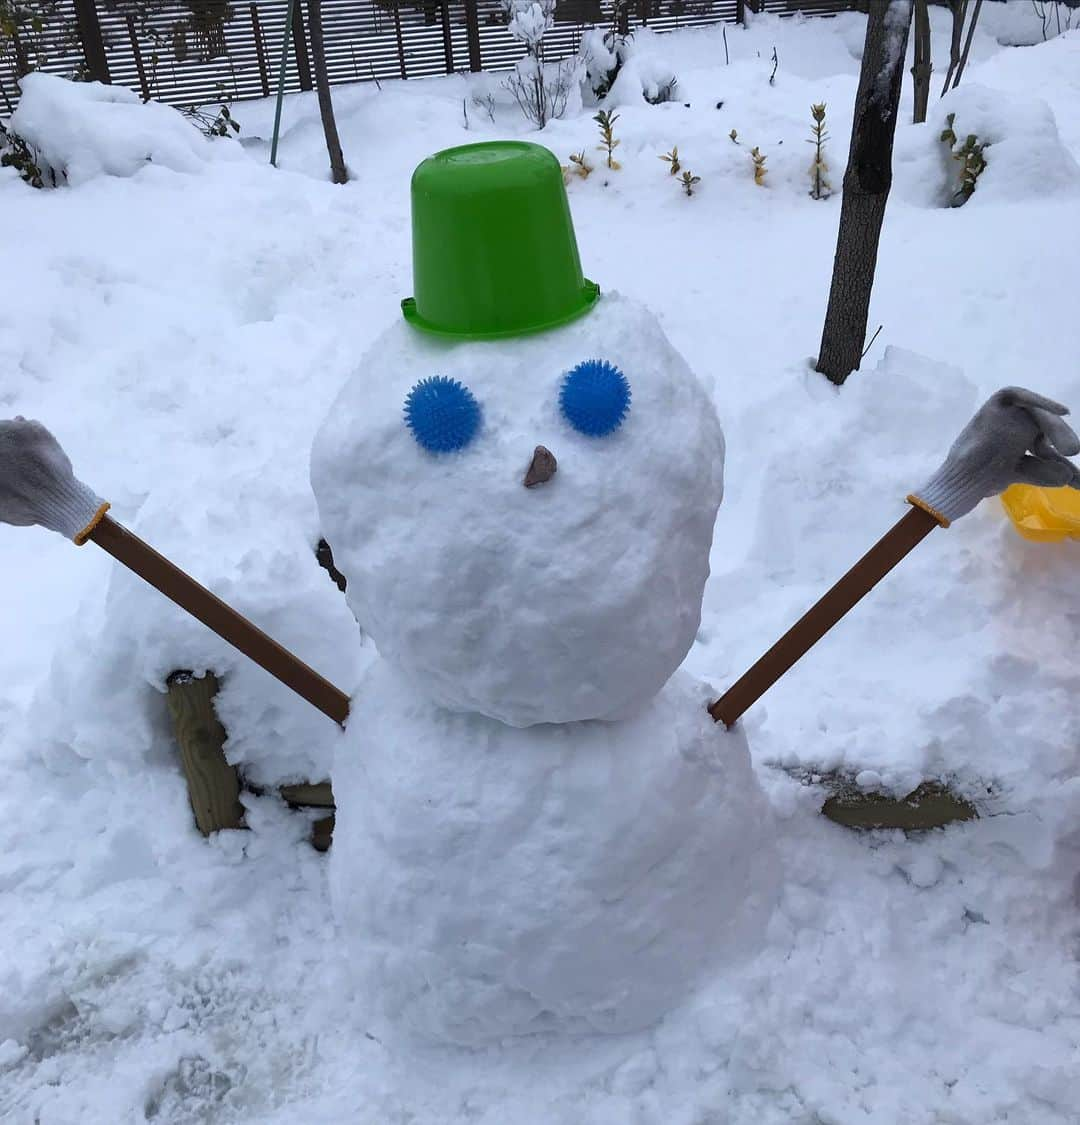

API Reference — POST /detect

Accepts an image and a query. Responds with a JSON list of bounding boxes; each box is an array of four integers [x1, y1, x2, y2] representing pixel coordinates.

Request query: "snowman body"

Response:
[[311, 292, 780, 1044]]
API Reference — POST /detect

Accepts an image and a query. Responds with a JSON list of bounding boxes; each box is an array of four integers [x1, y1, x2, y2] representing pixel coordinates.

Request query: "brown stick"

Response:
[[709, 506, 938, 728], [89, 516, 351, 726]]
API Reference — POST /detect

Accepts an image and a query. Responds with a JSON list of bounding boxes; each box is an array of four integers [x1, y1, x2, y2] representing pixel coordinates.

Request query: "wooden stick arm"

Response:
[[709, 505, 939, 728], [89, 516, 352, 726]]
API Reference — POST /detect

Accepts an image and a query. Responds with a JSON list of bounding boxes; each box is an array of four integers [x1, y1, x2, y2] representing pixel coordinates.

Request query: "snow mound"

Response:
[[331, 662, 779, 1045], [32, 466, 362, 787], [604, 30, 681, 107], [894, 82, 1080, 207], [9, 73, 244, 186], [311, 293, 725, 727]]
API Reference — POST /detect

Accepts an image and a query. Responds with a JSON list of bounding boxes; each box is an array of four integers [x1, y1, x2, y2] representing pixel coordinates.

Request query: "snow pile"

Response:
[[312, 293, 725, 727], [333, 663, 778, 1044], [604, 30, 681, 107], [9, 73, 244, 185], [32, 466, 362, 787], [894, 82, 1080, 207]]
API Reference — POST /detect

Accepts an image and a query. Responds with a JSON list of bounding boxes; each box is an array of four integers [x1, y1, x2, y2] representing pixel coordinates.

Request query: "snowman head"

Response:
[[310, 144, 724, 726]]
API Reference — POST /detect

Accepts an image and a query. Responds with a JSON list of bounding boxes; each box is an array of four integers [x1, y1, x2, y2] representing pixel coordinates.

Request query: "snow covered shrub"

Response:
[[0, 118, 56, 187], [580, 0, 631, 100], [585, 24, 678, 109], [500, 0, 579, 128], [642, 72, 678, 105], [8, 72, 243, 185], [181, 102, 240, 138], [894, 85, 1080, 208]]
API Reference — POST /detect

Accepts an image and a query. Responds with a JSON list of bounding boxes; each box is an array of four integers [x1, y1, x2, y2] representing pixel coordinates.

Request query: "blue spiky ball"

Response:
[[404, 376, 482, 453], [559, 359, 632, 438]]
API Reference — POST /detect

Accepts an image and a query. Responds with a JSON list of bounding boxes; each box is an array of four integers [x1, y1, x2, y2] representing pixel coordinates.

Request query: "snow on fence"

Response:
[[0, 0, 857, 114]]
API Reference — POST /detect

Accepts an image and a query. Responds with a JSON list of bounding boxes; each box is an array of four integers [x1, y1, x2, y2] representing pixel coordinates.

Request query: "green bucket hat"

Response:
[[401, 141, 600, 341]]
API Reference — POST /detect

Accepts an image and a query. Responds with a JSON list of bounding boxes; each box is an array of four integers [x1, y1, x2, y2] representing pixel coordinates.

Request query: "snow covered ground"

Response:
[[3, 4, 1080, 1121]]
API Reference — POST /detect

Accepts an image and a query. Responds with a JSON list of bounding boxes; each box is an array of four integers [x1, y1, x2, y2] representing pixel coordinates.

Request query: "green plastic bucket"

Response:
[[402, 141, 600, 341]]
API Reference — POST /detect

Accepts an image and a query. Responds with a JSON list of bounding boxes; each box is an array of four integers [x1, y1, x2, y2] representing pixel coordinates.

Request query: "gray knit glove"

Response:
[[0, 417, 109, 543], [909, 387, 1080, 527]]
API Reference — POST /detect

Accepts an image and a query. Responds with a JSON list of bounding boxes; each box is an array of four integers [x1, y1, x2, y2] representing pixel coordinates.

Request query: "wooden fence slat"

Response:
[[72, 0, 111, 82], [125, 14, 151, 100], [392, 2, 407, 80], [463, 0, 482, 71], [292, 0, 315, 90], [251, 4, 271, 96], [440, 0, 455, 73]]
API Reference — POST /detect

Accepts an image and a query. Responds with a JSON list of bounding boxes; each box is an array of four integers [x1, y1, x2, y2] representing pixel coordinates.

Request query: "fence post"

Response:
[[735, 0, 745, 24], [440, 0, 455, 73], [392, 2, 407, 79], [251, 4, 271, 96], [72, 0, 111, 83], [291, 0, 314, 91], [463, 0, 482, 72], [125, 15, 151, 101]]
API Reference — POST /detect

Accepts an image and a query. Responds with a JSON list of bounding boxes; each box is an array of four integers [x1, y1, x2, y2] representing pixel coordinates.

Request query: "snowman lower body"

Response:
[[330, 661, 780, 1046]]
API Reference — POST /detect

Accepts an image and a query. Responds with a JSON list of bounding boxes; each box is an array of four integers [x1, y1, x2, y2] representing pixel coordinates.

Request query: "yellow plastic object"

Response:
[[1001, 484, 1080, 542]]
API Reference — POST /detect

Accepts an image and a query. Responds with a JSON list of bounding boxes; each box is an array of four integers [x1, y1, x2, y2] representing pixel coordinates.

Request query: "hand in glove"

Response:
[[908, 387, 1080, 527], [0, 417, 109, 543]]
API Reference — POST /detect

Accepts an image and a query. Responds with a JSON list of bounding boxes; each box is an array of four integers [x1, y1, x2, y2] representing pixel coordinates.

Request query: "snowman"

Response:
[[309, 141, 781, 1044], [7, 141, 1077, 1051]]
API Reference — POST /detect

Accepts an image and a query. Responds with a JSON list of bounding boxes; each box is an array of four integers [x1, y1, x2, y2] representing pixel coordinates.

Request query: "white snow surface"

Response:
[[311, 293, 724, 725], [333, 663, 778, 1043], [3, 7, 1080, 1124]]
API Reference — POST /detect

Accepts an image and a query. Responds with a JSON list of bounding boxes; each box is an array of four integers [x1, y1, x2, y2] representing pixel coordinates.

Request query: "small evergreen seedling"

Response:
[[680, 169, 701, 196], [953, 133, 986, 205], [807, 102, 830, 200], [594, 109, 621, 170], [729, 128, 739, 144], [566, 150, 593, 180], [659, 146, 681, 175], [750, 146, 767, 186], [939, 112, 987, 206]]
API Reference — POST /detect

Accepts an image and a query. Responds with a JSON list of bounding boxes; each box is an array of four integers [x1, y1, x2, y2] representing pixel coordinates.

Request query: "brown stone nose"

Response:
[[524, 445, 557, 488]]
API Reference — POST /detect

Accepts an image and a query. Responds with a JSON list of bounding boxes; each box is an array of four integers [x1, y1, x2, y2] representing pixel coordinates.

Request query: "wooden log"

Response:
[[280, 780, 335, 851], [280, 780, 335, 808], [166, 671, 245, 835], [311, 813, 335, 852]]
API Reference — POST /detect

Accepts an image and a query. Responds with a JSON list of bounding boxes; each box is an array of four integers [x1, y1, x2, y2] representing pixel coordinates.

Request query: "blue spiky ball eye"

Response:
[[404, 376, 482, 453], [559, 360, 631, 438]]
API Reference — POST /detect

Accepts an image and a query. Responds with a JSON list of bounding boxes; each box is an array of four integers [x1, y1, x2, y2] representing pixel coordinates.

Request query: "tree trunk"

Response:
[[910, 0, 931, 123], [950, 0, 982, 91], [815, 1, 913, 387], [306, 0, 349, 185], [940, 0, 966, 95]]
